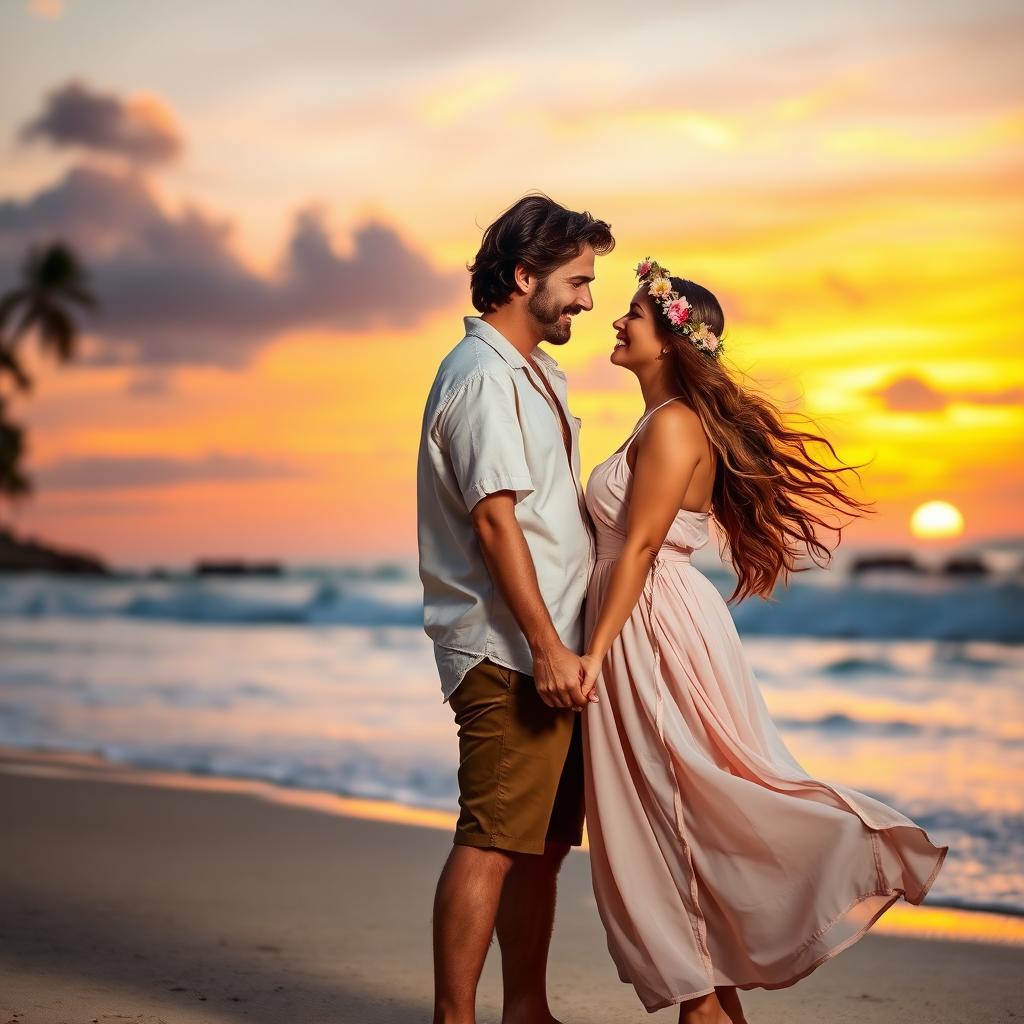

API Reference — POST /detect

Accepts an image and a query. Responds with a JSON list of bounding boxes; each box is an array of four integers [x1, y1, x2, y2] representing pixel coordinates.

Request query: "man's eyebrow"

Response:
[[569, 274, 595, 283]]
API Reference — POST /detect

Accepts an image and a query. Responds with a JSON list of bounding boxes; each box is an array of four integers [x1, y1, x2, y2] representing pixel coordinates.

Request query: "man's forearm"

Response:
[[474, 514, 561, 652]]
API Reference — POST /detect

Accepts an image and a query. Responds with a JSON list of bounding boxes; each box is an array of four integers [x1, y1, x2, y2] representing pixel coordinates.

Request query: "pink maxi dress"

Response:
[[581, 398, 949, 1013]]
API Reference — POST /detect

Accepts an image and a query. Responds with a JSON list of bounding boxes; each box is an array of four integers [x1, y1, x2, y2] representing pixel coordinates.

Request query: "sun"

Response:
[[910, 500, 965, 540]]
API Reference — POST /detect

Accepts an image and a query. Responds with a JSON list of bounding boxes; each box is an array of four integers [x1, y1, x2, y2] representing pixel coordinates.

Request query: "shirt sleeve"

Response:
[[436, 371, 535, 511]]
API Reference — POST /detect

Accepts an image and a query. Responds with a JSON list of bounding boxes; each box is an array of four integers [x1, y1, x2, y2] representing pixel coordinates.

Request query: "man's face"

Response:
[[526, 244, 596, 345]]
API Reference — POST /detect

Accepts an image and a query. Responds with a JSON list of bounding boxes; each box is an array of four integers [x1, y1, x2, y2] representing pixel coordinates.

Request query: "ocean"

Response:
[[1, 553, 1021, 920]]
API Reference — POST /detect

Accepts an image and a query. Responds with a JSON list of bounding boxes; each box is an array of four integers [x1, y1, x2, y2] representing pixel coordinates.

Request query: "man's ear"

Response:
[[513, 262, 533, 297]]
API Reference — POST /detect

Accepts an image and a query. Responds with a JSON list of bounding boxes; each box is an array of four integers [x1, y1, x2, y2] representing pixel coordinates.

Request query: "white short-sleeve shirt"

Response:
[[417, 316, 596, 702]]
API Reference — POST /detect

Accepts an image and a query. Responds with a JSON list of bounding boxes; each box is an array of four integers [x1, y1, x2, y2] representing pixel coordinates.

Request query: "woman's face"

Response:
[[611, 287, 668, 372]]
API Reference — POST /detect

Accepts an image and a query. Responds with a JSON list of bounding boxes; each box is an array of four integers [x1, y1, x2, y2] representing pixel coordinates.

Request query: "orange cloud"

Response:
[[869, 375, 1024, 413], [26, 0, 64, 20], [20, 79, 184, 164]]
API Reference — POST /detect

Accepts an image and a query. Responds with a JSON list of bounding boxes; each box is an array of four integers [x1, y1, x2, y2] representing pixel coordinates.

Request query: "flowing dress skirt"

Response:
[[581, 550, 949, 1013]]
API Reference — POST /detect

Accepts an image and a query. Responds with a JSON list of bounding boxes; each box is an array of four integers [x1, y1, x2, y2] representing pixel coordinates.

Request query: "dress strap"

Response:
[[619, 396, 684, 458]]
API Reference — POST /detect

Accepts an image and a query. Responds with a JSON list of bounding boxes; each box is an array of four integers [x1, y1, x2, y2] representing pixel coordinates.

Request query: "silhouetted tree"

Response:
[[0, 399, 31, 500], [0, 241, 97, 519]]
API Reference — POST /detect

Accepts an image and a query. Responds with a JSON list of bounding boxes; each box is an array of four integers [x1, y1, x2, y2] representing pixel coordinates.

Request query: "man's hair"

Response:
[[468, 193, 615, 313]]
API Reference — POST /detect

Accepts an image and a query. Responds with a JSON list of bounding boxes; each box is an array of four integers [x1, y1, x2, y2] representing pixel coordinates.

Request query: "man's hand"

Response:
[[531, 641, 588, 710]]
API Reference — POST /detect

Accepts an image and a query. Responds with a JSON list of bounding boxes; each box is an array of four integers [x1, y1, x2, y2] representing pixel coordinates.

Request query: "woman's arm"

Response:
[[581, 405, 706, 694]]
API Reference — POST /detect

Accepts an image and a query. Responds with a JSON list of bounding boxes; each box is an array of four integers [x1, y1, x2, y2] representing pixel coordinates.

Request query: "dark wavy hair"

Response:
[[651, 276, 875, 602], [469, 193, 615, 313]]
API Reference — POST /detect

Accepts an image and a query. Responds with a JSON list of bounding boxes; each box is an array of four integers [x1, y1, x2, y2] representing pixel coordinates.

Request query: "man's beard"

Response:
[[528, 278, 577, 345]]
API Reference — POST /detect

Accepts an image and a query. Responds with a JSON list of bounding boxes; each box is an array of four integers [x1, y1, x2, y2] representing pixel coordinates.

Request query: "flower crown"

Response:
[[634, 258, 722, 358]]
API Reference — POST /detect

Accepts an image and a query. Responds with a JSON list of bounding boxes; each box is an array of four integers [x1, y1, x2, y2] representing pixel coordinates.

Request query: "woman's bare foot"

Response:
[[677, 990, 731, 1024], [715, 985, 748, 1024]]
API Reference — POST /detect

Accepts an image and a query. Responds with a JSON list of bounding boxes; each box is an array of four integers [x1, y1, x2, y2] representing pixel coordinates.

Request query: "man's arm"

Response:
[[437, 369, 588, 710], [471, 491, 590, 710]]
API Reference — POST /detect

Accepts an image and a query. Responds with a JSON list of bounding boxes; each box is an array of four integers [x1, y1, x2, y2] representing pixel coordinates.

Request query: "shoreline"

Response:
[[1, 744, 1022, 948]]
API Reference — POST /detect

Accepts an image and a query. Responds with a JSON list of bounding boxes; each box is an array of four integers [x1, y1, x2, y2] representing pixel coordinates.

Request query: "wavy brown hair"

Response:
[[468, 193, 615, 313], [653, 277, 874, 602]]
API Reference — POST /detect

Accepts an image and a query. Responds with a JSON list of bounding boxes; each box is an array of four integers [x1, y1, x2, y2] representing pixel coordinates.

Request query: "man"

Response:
[[417, 193, 615, 1023]]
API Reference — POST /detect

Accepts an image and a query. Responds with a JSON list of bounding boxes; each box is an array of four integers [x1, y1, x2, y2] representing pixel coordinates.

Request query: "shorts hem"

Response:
[[453, 832, 548, 855]]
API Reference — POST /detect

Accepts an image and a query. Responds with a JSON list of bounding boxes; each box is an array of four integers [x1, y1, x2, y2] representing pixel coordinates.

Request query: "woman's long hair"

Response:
[[657, 277, 874, 602]]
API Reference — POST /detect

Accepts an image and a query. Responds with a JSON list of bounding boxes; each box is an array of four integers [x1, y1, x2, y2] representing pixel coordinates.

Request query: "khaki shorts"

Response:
[[448, 657, 585, 855]]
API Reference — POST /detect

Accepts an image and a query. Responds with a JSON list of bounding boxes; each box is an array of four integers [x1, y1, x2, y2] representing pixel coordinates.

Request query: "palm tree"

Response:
[[0, 240, 97, 517], [0, 241, 97, 395]]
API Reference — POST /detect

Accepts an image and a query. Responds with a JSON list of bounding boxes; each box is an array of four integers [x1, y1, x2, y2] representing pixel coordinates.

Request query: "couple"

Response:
[[415, 194, 948, 1023]]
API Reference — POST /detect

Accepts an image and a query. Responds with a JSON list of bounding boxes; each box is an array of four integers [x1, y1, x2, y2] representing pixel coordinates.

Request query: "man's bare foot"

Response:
[[677, 990, 731, 1024], [716, 985, 749, 1024], [500, 1001, 562, 1024]]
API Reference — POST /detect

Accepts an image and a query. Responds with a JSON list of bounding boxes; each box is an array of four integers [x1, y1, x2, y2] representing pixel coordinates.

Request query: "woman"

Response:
[[578, 260, 948, 1023]]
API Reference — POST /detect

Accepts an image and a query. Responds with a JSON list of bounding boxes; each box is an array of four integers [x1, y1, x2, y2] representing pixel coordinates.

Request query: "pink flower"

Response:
[[635, 259, 653, 278], [665, 297, 691, 326]]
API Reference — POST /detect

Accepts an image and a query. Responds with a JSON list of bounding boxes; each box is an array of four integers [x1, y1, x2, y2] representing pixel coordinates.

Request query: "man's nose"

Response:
[[577, 286, 594, 312]]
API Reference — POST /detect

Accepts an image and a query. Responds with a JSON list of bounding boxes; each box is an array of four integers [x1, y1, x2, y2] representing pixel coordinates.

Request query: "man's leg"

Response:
[[437, 659, 581, 1024], [495, 839, 570, 1024], [433, 844, 516, 1024]]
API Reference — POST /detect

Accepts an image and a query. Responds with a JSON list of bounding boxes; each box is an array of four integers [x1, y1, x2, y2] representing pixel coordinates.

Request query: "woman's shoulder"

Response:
[[629, 400, 709, 473], [645, 400, 706, 447]]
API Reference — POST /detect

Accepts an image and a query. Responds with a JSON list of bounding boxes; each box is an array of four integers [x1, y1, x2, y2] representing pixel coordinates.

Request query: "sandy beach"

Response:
[[0, 753, 1021, 1024]]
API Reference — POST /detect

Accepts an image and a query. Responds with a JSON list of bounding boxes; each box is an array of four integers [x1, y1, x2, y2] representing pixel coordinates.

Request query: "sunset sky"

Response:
[[1, 0, 1021, 567]]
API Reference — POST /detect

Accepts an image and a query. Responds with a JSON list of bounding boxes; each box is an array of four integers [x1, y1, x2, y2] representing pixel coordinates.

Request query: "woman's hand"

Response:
[[579, 652, 603, 705]]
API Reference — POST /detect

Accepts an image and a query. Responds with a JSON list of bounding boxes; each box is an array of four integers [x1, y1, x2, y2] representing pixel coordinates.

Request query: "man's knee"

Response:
[[444, 842, 518, 882]]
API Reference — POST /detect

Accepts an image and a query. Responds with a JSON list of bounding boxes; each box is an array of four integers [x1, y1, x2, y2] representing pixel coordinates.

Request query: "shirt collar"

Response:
[[463, 316, 565, 378]]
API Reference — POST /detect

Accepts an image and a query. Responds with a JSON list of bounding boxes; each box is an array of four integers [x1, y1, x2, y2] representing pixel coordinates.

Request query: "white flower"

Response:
[[648, 276, 672, 300], [690, 323, 722, 355]]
